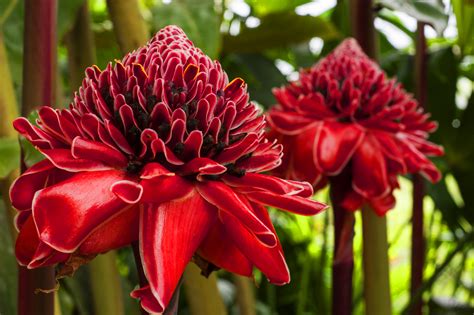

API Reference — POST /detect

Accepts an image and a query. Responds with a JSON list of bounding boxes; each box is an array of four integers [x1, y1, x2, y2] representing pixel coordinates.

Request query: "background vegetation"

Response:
[[0, 0, 472, 314]]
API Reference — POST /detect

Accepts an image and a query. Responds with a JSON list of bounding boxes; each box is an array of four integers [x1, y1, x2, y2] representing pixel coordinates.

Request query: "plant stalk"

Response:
[[349, 0, 377, 59], [19, 1, 57, 314], [361, 206, 392, 315], [233, 275, 256, 315], [183, 263, 227, 315], [410, 22, 427, 315], [132, 241, 149, 315], [106, 0, 148, 55], [64, 1, 96, 90], [331, 200, 355, 315]]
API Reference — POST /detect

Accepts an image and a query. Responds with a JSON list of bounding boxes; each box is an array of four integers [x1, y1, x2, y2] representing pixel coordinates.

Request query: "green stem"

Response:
[[182, 263, 227, 315], [233, 274, 256, 315], [361, 206, 392, 315], [89, 253, 125, 315], [106, 0, 148, 55]]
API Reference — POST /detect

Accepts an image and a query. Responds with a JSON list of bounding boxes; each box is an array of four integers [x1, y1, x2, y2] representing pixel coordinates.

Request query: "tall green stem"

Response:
[[65, 6, 126, 313], [361, 207, 392, 315], [233, 275, 255, 315], [410, 22, 427, 315], [19, 1, 57, 314], [106, 0, 148, 54], [183, 264, 227, 315]]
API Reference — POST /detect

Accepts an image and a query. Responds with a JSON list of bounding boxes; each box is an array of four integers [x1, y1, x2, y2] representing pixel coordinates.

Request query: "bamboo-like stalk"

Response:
[[65, 2, 96, 90], [89, 253, 125, 315], [349, 2, 392, 314], [410, 22, 427, 315], [361, 207, 392, 315], [18, 1, 57, 314], [183, 264, 227, 315], [232, 275, 255, 315], [106, 0, 148, 55], [65, 6, 126, 313], [331, 199, 355, 315]]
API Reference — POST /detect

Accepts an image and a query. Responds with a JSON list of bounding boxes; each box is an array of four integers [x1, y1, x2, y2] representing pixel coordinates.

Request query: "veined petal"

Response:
[[71, 137, 128, 168], [140, 175, 194, 204], [222, 173, 313, 197], [110, 180, 143, 204], [198, 222, 253, 277], [139, 190, 216, 312], [196, 180, 277, 247], [131, 286, 163, 314], [32, 170, 128, 252], [245, 191, 328, 216], [39, 148, 112, 172], [218, 203, 290, 285]]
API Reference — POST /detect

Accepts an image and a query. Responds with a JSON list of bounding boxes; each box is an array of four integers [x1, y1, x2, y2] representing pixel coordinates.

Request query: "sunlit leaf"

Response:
[[452, 0, 474, 55], [376, 0, 448, 34], [150, 0, 221, 59], [223, 12, 340, 54], [246, 0, 311, 16]]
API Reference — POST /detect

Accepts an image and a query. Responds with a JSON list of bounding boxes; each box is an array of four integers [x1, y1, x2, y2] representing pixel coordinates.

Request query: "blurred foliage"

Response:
[[0, 0, 472, 314]]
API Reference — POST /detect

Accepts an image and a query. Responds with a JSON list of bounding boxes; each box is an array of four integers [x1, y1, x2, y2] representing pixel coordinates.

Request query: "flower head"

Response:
[[11, 26, 327, 312], [268, 39, 443, 215]]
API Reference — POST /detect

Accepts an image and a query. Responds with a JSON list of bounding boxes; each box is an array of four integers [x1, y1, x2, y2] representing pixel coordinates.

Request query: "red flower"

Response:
[[268, 39, 443, 215], [11, 26, 327, 313]]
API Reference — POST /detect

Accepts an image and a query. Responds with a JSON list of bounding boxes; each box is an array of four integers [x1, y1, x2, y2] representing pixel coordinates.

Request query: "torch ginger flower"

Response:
[[268, 39, 443, 215], [10, 26, 327, 313]]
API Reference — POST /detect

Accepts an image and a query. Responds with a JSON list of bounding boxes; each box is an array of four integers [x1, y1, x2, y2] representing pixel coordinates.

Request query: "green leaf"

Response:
[[222, 12, 340, 54], [245, 0, 311, 16], [376, 0, 448, 34], [452, 0, 474, 55], [0, 201, 17, 315], [222, 53, 287, 108], [20, 111, 45, 168], [150, 0, 221, 59], [0, 137, 19, 178]]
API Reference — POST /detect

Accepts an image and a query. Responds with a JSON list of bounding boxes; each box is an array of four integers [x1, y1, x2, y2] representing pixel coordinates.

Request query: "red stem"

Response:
[[349, 0, 377, 59], [132, 242, 150, 315], [331, 200, 355, 315], [410, 22, 427, 315], [18, 1, 57, 314]]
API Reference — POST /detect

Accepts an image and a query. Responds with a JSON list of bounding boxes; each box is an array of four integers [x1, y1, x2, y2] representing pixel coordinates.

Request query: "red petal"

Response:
[[32, 170, 128, 252], [110, 180, 143, 204], [314, 122, 365, 175], [196, 181, 277, 247], [180, 158, 227, 176], [131, 286, 163, 314], [140, 175, 194, 204], [222, 173, 313, 197], [10, 160, 55, 211], [139, 191, 216, 311], [218, 203, 290, 285], [140, 162, 174, 179], [16, 215, 40, 266], [40, 148, 112, 172], [79, 205, 139, 254], [267, 110, 317, 135], [71, 137, 128, 168], [245, 191, 328, 216], [198, 222, 253, 277], [289, 128, 322, 185], [352, 134, 390, 199]]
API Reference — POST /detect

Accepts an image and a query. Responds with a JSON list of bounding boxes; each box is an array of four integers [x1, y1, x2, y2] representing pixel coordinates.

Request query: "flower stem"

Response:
[[361, 206, 392, 315], [106, 0, 148, 55], [233, 275, 256, 315], [331, 202, 355, 315], [410, 21, 427, 315], [183, 263, 227, 315], [349, 0, 377, 59], [19, 1, 57, 314], [89, 253, 125, 315]]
